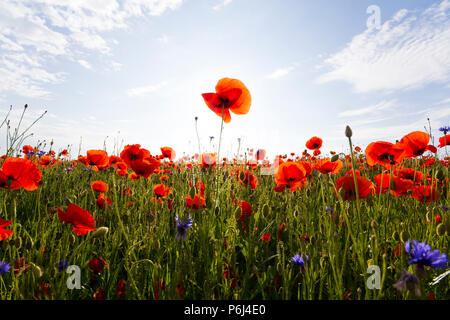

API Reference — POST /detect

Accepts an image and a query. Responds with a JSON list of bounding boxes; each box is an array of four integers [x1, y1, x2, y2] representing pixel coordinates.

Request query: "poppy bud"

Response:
[[436, 223, 447, 236], [214, 206, 221, 215], [92, 227, 109, 238], [15, 237, 22, 249], [345, 125, 353, 138], [31, 263, 43, 278], [435, 168, 445, 181], [400, 231, 409, 243], [262, 204, 270, 217], [69, 234, 76, 244], [392, 231, 399, 241], [370, 220, 378, 229], [331, 154, 340, 162]]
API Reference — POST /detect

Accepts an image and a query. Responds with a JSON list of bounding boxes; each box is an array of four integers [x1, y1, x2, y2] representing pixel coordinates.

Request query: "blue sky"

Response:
[[1, 0, 449, 160]]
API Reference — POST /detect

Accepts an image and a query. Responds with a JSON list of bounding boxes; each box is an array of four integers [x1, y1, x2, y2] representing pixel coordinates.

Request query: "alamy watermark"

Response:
[[367, 5, 381, 30]]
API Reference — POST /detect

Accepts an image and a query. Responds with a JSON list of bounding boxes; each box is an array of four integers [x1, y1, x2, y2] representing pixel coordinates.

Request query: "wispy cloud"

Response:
[[0, 0, 184, 98], [265, 65, 297, 80], [157, 34, 169, 44], [317, 0, 450, 93], [126, 81, 168, 97], [338, 100, 396, 117], [213, 0, 232, 11]]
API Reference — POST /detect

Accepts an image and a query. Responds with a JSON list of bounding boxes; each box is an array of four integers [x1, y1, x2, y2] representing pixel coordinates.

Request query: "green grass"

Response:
[[0, 154, 448, 300]]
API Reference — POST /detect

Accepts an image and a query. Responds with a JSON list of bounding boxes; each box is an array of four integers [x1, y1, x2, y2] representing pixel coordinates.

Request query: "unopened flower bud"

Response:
[[370, 220, 378, 229], [392, 231, 399, 241], [92, 227, 109, 238], [31, 263, 43, 278], [262, 204, 270, 217], [345, 125, 353, 138], [331, 154, 340, 162], [436, 223, 447, 236], [400, 231, 409, 243]]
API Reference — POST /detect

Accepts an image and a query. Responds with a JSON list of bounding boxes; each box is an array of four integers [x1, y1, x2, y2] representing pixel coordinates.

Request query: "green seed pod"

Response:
[[331, 154, 340, 162], [31, 263, 43, 278], [425, 212, 432, 223], [92, 227, 109, 238], [262, 204, 270, 217], [392, 231, 399, 241], [400, 230, 409, 243], [15, 237, 22, 249], [436, 223, 447, 236]]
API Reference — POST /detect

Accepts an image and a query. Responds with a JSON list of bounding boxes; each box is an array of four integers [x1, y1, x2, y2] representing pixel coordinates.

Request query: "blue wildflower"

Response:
[[439, 205, 449, 212], [393, 270, 421, 296], [26, 151, 35, 156], [325, 206, 333, 214], [176, 214, 193, 241], [404, 240, 449, 269], [0, 261, 11, 276], [57, 259, 69, 271], [36, 150, 45, 157], [291, 254, 308, 267], [439, 126, 449, 134], [64, 168, 73, 172]]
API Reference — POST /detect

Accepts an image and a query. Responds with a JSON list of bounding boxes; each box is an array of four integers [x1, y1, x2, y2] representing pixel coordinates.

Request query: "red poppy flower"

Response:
[[438, 134, 450, 148], [120, 144, 151, 165], [395, 168, 424, 183], [396, 131, 432, 158], [374, 172, 391, 194], [93, 287, 106, 300], [57, 203, 96, 236], [335, 175, 375, 201], [160, 147, 176, 160], [88, 257, 109, 273], [184, 194, 205, 210], [238, 201, 252, 221], [96, 193, 112, 209], [0, 157, 42, 191], [0, 217, 13, 241], [130, 157, 161, 179], [117, 280, 126, 297], [306, 137, 323, 150], [261, 233, 270, 242], [22, 145, 35, 155], [240, 170, 258, 190], [39, 155, 55, 168], [390, 177, 413, 196], [86, 150, 109, 169], [274, 161, 307, 192], [153, 184, 171, 198], [314, 158, 343, 175], [365, 141, 405, 169], [202, 78, 252, 123], [91, 181, 109, 193], [412, 185, 439, 203], [277, 223, 286, 241]]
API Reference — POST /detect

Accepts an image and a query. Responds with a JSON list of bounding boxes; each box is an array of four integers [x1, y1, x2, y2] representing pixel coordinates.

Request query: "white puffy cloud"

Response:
[[318, 0, 450, 93]]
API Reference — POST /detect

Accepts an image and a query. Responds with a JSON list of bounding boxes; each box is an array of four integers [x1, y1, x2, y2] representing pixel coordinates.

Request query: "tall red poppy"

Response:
[[160, 147, 176, 160], [202, 78, 251, 123], [0, 157, 42, 191], [365, 141, 405, 169], [335, 175, 375, 201], [57, 204, 96, 236], [86, 150, 109, 169], [305, 137, 323, 150], [438, 135, 449, 148], [314, 158, 343, 175], [184, 194, 205, 210], [153, 184, 171, 198], [397, 131, 433, 158], [274, 161, 307, 192], [91, 181, 109, 193]]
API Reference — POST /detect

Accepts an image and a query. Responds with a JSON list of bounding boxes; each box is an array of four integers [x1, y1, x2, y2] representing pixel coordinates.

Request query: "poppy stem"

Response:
[[215, 103, 225, 201]]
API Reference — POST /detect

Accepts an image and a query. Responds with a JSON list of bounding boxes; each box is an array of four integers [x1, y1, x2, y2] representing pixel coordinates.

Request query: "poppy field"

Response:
[[0, 78, 449, 301]]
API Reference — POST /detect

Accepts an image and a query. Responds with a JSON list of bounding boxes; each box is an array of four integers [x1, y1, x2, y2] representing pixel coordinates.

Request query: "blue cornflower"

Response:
[[57, 259, 69, 271], [291, 254, 308, 267], [36, 150, 45, 157], [64, 168, 73, 172], [439, 126, 449, 134], [404, 240, 449, 269], [393, 270, 421, 296], [0, 261, 11, 276], [26, 151, 35, 156], [439, 205, 450, 212], [325, 206, 333, 214], [176, 214, 193, 241]]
